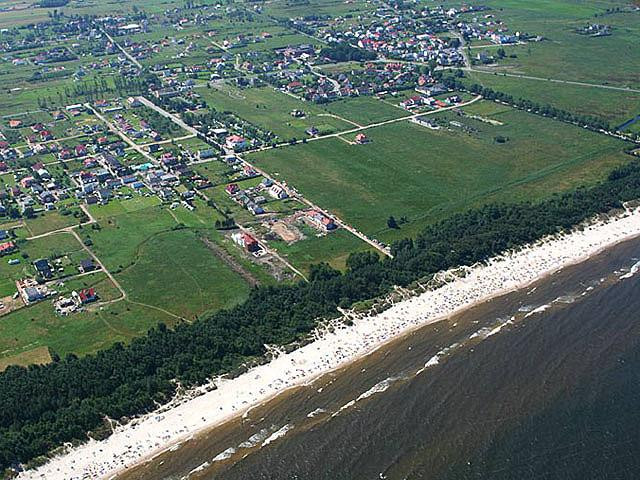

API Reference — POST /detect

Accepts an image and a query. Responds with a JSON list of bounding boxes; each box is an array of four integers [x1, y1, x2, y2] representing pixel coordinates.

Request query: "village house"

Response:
[[268, 184, 288, 199], [225, 183, 240, 195], [79, 258, 97, 273], [33, 258, 53, 279], [75, 287, 98, 305], [232, 231, 261, 252], [0, 240, 16, 256], [307, 210, 338, 231], [355, 133, 369, 144], [225, 135, 248, 151], [18, 281, 48, 305]]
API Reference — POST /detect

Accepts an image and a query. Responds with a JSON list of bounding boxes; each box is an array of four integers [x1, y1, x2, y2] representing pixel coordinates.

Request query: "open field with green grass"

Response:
[[323, 96, 408, 125], [271, 228, 371, 273], [22, 210, 84, 237], [0, 0, 637, 374], [0, 272, 129, 366], [87, 195, 162, 220], [0, 202, 259, 367], [0, 346, 51, 372], [465, 70, 640, 126], [86, 203, 257, 314], [116, 228, 251, 321], [85, 206, 179, 272], [250, 101, 632, 242], [463, 0, 640, 88]]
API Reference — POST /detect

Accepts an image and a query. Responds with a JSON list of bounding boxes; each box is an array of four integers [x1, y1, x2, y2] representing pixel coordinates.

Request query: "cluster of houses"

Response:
[[293, 5, 465, 64], [457, 10, 523, 44], [576, 24, 611, 37], [1, 103, 211, 215], [0, 30, 46, 55], [260, 59, 448, 105], [236, 47, 309, 77], [74, 148, 192, 206], [303, 210, 337, 232], [110, 109, 170, 146], [12, 162, 66, 212], [225, 175, 286, 216], [54, 287, 98, 315], [4, 131, 129, 214], [73, 152, 134, 205], [399, 93, 461, 110], [320, 62, 427, 101], [65, 101, 211, 207], [12, 254, 100, 309], [31, 46, 77, 65]]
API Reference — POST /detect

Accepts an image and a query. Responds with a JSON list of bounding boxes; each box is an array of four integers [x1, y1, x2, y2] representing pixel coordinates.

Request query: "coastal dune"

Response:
[[19, 208, 640, 480]]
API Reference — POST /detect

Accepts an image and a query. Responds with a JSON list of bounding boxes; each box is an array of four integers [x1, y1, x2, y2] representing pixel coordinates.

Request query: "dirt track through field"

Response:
[[200, 237, 260, 287]]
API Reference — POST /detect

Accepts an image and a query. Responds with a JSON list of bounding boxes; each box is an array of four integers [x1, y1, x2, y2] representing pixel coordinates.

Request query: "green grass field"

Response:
[[465, 0, 640, 89], [1, 0, 638, 371], [0, 273, 130, 366], [0, 202, 258, 368], [465, 71, 640, 127], [250, 101, 631, 242], [22, 210, 83, 237], [323, 96, 408, 125], [271, 228, 371, 272], [116, 228, 251, 321]]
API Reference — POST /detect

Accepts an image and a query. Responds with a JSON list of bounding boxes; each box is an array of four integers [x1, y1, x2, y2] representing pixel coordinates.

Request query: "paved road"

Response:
[[86, 103, 161, 166], [102, 29, 142, 69], [136, 96, 202, 137], [451, 30, 471, 68], [306, 94, 482, 142]]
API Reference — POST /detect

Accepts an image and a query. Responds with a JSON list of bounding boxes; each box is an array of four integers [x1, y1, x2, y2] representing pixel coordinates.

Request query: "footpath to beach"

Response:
[[19, 207, 640, 480]]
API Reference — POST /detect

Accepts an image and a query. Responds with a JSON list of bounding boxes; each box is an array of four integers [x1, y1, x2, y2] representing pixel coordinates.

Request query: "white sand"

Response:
[[19, 208, 640, 480]]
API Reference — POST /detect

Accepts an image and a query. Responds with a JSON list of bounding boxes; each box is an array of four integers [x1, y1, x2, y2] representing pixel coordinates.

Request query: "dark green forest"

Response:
[[2, 159, 640, 471], [319, 43, 377, 62]]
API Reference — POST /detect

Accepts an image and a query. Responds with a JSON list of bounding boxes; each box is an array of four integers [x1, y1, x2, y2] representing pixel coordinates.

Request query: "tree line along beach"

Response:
[[16, 200, 640, 479]]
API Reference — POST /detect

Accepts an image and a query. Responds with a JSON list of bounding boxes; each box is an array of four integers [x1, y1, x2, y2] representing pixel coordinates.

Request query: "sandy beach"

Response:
[[18, 207, 640, 480]]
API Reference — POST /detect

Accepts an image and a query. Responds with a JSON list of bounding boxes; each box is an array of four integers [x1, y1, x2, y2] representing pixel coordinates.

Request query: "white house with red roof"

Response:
[[225, 135, 248, 151]]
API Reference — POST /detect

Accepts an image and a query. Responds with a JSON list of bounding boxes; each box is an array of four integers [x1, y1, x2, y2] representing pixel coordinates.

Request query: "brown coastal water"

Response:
[[118, 236, 640, 480]]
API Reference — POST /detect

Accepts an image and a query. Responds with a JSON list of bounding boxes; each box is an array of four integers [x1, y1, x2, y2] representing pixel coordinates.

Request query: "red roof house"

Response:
[[0, 241, 16, 256]]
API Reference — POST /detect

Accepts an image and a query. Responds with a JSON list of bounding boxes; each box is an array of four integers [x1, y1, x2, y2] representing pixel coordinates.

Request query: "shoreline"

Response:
[[18, 208, 640, 480]]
